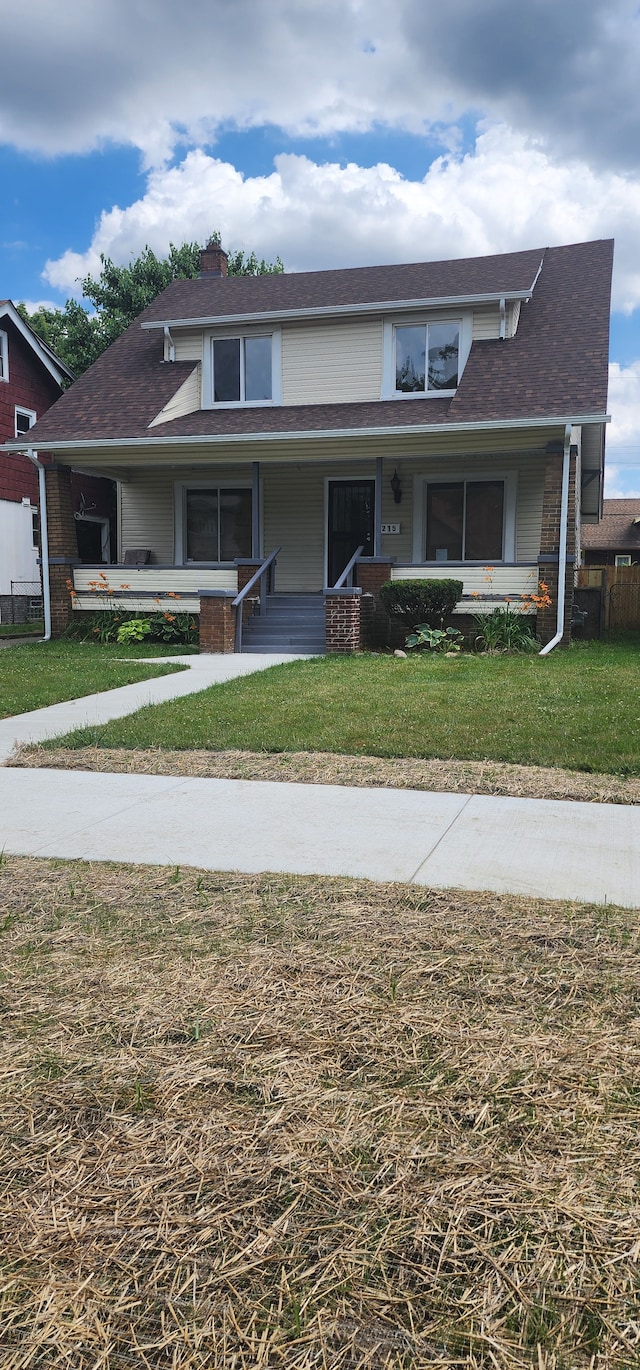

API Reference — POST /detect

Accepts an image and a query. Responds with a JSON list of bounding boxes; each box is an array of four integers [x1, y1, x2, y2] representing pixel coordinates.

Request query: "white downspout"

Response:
[[539, 423, 571, 657], [24, 448, 52, 642]]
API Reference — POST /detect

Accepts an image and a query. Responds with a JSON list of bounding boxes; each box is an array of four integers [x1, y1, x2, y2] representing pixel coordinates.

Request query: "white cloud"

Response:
[[43, 128, 640, 314], [605, 361, 640, 489], [1, 0, 639, 172]]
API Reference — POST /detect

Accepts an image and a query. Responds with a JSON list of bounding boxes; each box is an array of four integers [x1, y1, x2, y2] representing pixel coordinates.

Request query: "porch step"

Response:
[[241, 593, 326, 654]]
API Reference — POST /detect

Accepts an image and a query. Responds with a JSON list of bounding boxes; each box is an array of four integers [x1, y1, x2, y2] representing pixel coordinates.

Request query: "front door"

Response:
[[327, 480, 375, 586]]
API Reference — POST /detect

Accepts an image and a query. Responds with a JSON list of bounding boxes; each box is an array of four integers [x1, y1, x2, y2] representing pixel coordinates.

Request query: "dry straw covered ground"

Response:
[[1, 856, 640, 1367], [12, 744, 640, 805]]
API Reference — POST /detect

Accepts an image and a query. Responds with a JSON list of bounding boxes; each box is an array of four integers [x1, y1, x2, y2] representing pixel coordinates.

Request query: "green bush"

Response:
[[379, 578, 463, 627], [473, 606, 537, 653]]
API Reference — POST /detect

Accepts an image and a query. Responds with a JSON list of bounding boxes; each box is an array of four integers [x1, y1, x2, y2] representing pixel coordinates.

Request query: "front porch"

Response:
[[44, 435, 574, 650]]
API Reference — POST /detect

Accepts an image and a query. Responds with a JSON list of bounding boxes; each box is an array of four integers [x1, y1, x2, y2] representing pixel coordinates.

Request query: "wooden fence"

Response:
[[577, 565, 640, 632]]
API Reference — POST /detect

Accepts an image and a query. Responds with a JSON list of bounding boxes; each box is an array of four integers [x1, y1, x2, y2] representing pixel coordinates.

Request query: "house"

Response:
[[581, 498, 640, 565], [4, 239, 612, 651], [0, 301, 117, 625]]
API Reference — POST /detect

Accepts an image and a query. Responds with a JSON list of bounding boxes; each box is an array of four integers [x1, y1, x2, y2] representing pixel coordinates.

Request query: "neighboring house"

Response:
[[0, 301, 117, 624], [4, 239, 612, 650], [581, 498, 640, 565]]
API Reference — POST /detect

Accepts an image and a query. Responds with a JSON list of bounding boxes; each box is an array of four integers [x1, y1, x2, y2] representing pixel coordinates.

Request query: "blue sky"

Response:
[[2, 0, 640, 494]]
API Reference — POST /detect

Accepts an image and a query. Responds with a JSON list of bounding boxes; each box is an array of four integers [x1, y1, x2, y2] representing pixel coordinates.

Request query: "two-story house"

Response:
[[0, 301, 118, 626], [5, 239, 612, 650]]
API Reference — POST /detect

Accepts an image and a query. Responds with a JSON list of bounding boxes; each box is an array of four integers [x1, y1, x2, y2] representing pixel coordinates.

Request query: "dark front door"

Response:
[[327, 480, 375, 586]]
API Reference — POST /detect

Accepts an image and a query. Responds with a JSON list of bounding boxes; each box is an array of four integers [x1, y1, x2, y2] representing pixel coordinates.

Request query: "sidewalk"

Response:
[[1, 654, 638, 907]]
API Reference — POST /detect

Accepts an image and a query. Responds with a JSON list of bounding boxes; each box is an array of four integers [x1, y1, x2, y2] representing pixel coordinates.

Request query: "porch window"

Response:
[[426, 480, 505, 561], [185, 487, 252, 561], [395, 321, 460, 393], [212, 335, 272, 403]]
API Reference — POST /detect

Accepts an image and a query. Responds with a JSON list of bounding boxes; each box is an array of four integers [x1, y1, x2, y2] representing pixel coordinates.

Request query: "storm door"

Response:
[[327, 480, 375, 586]]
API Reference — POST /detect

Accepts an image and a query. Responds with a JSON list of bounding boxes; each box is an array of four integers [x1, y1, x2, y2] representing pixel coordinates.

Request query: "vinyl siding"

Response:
[[119, 464, 253, 563], [472, 304, 501, 340], [148, 365, 201, 427], [173, 330, 204, 363], [281, 318, 382, 404]]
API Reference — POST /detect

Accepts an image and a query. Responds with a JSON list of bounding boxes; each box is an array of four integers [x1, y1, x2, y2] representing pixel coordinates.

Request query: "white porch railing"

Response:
[[390, 563, 540, 613], [72, 564, 238, 613]]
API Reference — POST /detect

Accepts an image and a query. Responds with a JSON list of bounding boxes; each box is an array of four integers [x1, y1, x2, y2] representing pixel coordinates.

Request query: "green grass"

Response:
[[0, 639, 189, 718], [0, 620, 43, 637], [51, 636, 640, 776]]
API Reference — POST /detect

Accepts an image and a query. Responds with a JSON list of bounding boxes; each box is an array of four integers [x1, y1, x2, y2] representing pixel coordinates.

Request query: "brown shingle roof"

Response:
[[582, 499, 640, 552], [17, 240, 613, 449]]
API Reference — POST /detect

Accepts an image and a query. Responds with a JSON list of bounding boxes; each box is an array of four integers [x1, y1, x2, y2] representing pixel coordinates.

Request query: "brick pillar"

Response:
[[537, 448, 577, 646], [356, 557, 394, 650], [44, 464, 78, 637], [199, 591, 237, 653], [324, 588, 362, 653], [235, 559, 263, 626]]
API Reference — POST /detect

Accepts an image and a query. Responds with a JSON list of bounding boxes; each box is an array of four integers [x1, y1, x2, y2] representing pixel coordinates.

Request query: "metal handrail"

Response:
[[333, 544, 364, 589], [232, 546, 282, 652]]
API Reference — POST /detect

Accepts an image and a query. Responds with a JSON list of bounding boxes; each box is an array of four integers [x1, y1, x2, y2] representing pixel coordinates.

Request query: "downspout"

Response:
[[24, 448, 51, 642], [539, 423, 571, 656]]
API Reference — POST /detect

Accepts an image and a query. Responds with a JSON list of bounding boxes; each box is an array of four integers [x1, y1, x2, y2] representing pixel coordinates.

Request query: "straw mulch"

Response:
[[11, 744, 640, 805], [1, 857, 640, 1368]]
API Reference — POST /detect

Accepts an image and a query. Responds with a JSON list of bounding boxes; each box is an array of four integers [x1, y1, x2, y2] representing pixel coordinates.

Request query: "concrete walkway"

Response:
[[1, 653, 638, 908], [0, 652, 307, 762]]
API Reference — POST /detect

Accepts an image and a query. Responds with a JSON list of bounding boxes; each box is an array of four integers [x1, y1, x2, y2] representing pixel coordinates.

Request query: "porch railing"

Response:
[[333, 544, 364, 589], [233, 546, 282, 652]]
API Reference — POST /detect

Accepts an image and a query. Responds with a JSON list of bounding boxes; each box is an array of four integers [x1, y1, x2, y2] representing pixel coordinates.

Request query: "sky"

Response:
[[1, 0, 640, 495]]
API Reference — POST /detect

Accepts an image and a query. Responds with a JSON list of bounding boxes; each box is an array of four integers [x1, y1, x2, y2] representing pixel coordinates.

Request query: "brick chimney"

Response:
[[199, 241, 228, 277]]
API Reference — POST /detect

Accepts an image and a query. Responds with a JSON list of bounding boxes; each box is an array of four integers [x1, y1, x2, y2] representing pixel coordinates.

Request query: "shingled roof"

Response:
[[582, 498, 640, 553], [14, 239, 613, 450]]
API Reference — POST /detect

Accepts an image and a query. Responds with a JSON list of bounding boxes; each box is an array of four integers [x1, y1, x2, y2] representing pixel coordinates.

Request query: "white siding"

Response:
[[509, 300, 521, 336], [173, 330, 204, 363], [149, 365, 201, 427], [72, 564, 237, 613], [119, 464, 253, 563], [472, 304, 502, 340], [390, 563, 539, 607], [281, 318, 382, 404]]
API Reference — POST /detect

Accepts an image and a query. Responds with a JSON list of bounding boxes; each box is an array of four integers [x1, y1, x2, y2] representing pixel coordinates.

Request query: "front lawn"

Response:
[[2, 856, 639, 1368], [50, 637, 640, 777], [0, 640, 189, 718]]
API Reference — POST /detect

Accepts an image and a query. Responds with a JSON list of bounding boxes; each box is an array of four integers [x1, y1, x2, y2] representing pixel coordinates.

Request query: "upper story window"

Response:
[[204, 330, 280, 407], [0, 330, 8, 382], [15, 406, 37, 437], [395, 322, 460, 393], [382, 314, 471, 400]]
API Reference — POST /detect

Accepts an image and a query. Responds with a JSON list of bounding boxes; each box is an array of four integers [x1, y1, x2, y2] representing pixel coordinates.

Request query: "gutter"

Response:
[[1, 412, 611, 457], [539, 423, 571, 657], [24, 448, 51, 642]]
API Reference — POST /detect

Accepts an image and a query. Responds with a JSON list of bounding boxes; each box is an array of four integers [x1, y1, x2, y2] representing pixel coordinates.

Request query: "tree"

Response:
[[18, 235, 284, 379]]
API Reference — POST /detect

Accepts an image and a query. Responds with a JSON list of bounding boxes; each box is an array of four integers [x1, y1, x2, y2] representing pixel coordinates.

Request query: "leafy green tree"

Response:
[[18, 235, 284, 379]]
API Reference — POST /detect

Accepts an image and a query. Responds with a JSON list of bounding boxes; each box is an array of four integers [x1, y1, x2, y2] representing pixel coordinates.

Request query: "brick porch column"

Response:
[[324, 588, 362, 653], [537, 447, 577, 646], [235, 559, 263, 626], [44, 463, 78, 637], [356, 556, 394, 650], [199, 590, 237, 653]]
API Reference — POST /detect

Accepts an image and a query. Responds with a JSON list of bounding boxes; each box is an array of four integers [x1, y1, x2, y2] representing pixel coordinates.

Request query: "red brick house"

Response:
[[0, 301, 117, 624], [4, 240, 612, 650]]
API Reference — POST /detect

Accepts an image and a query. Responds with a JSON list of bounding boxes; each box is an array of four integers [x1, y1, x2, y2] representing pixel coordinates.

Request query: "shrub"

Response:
[[473, 606, 537, 653], [66, 611, 199, 646], [116, 619, 151, 644], [405, 624, 464, 653], [379, 578, 463, 627]]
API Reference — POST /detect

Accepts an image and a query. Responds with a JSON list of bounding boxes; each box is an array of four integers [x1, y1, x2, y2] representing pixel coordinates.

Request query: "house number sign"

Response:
[[381, 522, 400, 534]]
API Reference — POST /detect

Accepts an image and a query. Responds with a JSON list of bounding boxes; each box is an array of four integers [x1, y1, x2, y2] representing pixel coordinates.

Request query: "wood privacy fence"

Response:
[[577, 565, 640, 632]]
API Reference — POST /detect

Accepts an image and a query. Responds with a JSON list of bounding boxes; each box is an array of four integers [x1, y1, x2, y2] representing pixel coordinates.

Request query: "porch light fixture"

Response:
[[390, 470, 402, 504]]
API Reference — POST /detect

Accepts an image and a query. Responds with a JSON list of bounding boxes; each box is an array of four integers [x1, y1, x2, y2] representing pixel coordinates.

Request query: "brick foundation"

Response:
[[199, 591, 237, 653], [45, 464, 78, 637], [235, 560, 263, 626], [324, 588, 362, 653]]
